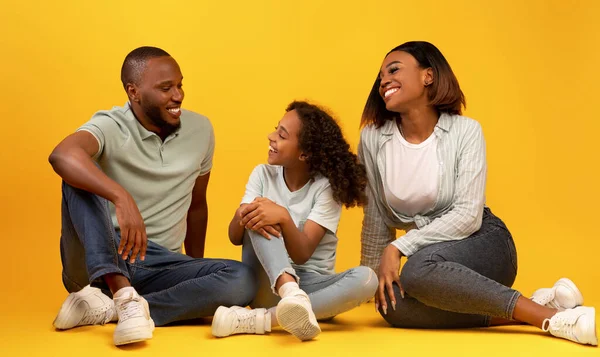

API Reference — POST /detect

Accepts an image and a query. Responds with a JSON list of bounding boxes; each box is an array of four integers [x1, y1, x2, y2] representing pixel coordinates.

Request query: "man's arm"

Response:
[[185, 172, 210, 258], [48, 131, 148, 262], [49, 131, 123, 201]]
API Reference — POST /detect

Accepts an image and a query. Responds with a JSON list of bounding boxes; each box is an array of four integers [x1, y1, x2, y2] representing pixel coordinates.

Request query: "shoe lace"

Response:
[[542, 314, 577, 340], [532, 288, 555, 306], [116, 294, 145, 321], [81, 304, 113, 325], [235, 312, 257, 333]]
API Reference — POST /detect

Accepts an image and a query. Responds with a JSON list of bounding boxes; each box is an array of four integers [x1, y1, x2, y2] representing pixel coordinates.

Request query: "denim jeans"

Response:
[[59, 181, 257, 326], [381, 207, 520, 328], [242, 229, 377, 320]]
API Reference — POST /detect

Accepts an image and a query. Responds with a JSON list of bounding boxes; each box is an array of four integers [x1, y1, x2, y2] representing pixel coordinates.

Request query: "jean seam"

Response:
[[130, 258, 216, 272], [141, 264, 230, 299], [424, 261, 517, 318], [505, 290, 521, 319], [299, 270, 352, 288], [425, 225, 502, 262], [101, 197, 123, 274]]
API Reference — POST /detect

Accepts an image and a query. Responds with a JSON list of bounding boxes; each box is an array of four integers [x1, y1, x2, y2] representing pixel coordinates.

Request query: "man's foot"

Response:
[[53, 285, 116, 330], [276, 290, 320, 341], [211, 306, 271, 337], [113, 288, 155, 346], [532, 278, 584, 311], [542, 306, 598, 345]]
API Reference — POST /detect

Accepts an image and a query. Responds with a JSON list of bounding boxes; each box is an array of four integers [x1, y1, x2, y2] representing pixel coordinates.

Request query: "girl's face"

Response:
[[378, 50, 432, 113], [267, 109, 306, 167]]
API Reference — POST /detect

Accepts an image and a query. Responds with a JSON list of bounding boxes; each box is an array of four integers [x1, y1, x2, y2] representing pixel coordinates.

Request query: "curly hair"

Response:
[[286, 101, 367, 208]]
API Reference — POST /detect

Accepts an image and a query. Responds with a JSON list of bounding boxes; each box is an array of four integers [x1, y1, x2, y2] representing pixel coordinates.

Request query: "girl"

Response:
[[359, 41, 596, 345], [211, 101, 377, 341]]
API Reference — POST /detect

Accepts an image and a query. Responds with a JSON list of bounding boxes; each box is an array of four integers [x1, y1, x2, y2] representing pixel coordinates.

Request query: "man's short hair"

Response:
[[120, 46, 171, 89]]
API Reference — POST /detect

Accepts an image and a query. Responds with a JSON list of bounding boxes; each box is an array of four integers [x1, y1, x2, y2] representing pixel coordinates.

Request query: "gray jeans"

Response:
[[242, 230, 378, 320], [382, 207, 520, 328]]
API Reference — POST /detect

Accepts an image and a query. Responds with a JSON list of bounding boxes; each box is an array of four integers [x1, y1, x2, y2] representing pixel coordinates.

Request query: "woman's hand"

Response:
[[375, 244, 405, 314]]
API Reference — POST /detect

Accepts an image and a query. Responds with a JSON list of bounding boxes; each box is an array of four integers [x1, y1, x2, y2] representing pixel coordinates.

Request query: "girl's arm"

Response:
[[228, 204, 249, 245]]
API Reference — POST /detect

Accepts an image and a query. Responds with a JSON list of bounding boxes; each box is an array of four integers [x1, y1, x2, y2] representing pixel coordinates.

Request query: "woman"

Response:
[[359, 41, 596, 346], [212, 101, 377, 341]]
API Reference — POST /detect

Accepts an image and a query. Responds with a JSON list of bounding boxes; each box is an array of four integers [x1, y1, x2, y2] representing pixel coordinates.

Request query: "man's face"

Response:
[[134, 56, 184, 135]]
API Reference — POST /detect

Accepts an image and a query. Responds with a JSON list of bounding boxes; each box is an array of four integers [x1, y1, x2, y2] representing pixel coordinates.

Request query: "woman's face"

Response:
[[378, 51, 432, 113]]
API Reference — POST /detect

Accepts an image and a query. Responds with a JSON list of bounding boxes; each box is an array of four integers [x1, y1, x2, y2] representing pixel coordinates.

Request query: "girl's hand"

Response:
[[240, 198, 290, 231]]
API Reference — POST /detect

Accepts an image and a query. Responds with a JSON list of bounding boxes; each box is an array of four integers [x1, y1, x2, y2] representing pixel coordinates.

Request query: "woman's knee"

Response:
[[399, 254, 435, 296]]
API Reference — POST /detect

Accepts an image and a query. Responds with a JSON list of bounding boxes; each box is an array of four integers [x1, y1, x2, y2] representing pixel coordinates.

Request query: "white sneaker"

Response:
[[211, 306, 271, 337], [276, 291, 320, 341], [53, 285, 116, 330], [542, 306, 598, 345], [113, 289, 155, 346], [532, 278, 584, 311]]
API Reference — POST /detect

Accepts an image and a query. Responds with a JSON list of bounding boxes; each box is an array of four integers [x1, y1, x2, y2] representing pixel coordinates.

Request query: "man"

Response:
[[49, 46, 256, 346]]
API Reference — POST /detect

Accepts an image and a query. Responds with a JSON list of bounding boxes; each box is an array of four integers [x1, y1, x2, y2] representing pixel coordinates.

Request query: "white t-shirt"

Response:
[[241, 164, 341, 275], [384, 124, 439, 216]]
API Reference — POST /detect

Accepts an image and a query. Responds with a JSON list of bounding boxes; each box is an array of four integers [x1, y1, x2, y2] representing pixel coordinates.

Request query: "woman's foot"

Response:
[[532, 278, 584, 310], [542, 306, 597, 346]]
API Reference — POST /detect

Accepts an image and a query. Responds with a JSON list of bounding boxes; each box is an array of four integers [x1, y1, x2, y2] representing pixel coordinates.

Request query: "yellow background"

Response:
[[1, 0, 599, 355]]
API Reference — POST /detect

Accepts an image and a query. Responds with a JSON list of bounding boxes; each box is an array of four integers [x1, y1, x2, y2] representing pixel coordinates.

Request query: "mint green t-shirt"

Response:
[[78, 103, 214, 252]]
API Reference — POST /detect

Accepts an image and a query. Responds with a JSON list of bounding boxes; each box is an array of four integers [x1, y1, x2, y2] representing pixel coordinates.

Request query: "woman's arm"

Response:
[[358, 128, 397, 273]]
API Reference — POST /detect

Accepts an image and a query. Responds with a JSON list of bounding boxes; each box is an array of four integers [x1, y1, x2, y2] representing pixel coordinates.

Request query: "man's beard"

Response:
[[144, 105, 181, 137]]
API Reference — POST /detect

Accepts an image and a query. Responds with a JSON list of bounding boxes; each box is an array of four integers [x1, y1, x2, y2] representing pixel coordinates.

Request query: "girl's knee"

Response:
[[349, 266, 379, 299]]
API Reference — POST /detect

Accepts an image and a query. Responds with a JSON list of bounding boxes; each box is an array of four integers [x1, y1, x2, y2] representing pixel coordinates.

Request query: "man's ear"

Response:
[[125, 83, 140, 103]]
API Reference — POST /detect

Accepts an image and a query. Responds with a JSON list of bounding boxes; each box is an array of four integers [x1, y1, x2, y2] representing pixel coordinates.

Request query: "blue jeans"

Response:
[[381, 207, 520, 328], [242, 230, 377, 319], [59, 182, 257, 326]]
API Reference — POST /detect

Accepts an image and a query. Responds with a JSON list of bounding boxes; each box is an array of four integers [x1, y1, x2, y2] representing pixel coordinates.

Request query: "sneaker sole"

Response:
[[555, 278, 584, 307], [277, 300, 320, 341], [211, 306, 231, 337], [114, 320, 155, 346], [53, 286, 98, 330]]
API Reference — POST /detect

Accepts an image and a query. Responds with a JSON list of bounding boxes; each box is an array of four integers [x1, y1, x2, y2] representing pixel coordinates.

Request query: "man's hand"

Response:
[[115, 192, 147, 263]]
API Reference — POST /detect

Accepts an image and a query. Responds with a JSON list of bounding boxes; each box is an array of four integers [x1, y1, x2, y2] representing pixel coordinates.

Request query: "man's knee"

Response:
[[222, 261, 257, 306]]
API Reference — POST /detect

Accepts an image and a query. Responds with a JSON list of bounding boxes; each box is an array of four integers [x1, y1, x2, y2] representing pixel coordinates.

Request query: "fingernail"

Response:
[[375, 302, 379, 312], [401, 290, 405, 299], [382, 306, 387, 315], [392, 300, 396, 311]]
